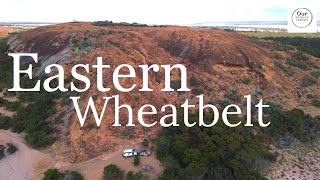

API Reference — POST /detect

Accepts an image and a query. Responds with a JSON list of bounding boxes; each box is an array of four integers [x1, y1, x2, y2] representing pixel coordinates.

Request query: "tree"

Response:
[[26, 131, 55, 149], [43, 169, 61, 180], [103, 164, 124, 180]]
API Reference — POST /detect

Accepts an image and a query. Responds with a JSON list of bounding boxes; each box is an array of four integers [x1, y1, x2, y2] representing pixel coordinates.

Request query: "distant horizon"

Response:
[[1, 0, 319, 25], [1, 20, 320, 26]]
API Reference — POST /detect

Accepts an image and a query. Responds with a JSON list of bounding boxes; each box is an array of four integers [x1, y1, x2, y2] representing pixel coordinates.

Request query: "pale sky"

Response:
[[1, 0, 319, 25]]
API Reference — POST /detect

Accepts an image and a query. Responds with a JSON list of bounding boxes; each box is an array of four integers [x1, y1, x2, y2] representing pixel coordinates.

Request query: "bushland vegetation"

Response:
[[93, 20, 148, 27], [155, 106, 320, 179], [43, 168, 83, 180], [155, 109, 276, 179], [0, 38, 60, 148]]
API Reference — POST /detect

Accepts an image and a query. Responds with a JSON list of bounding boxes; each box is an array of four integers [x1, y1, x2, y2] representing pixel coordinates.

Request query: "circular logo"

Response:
[[291, 8, 313, 28]]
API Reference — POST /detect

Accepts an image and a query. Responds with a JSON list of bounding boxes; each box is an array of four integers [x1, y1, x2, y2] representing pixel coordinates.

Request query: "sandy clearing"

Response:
[[298, 106, 320, 118], [264, 137, 320, 180], [57, 141, 163, 180], [0, 91, 19, 102], [0, 107, 15, 117], [0, 130, 55, 180]]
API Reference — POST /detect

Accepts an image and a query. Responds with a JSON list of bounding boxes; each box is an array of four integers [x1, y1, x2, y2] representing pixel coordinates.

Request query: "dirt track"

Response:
[[0, 130, 55, 180]]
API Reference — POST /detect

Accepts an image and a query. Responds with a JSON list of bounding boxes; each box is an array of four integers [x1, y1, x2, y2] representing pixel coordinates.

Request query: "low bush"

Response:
[[313, 99, 320, 108], [126, 171, 144, 180], [6, 143, 17, 155], [301, 75, 317, 87], [286, 58, 307, 70], [250, 39, 292, 51], [26, 131, 55, 149], [189, 76, 198, 86], [0, 145, 5, 160], [170, 80, 181, 91], [142, 139, 148, 147], [276, 63, 292, 76], [43, 169, 62, 180], [43, 169, 84, 180], [311, 71, 320, 78], [133, 156, 140, 166], [0, 97, 23, 111], [103, 164, 124, 180]]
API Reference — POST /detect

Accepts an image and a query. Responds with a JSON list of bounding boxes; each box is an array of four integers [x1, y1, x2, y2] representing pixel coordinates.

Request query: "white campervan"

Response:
[[123, 149, 138, 157], [123, 149, 135, 154]]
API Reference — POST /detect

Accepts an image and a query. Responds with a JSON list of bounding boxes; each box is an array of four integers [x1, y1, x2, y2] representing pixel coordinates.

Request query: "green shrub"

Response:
[[126, 171, 144, 180], [0, 97, 23, 111], [276, 63, 292, 76], [71, 36, 92, 51], [0, 115, 12, 129], [189, 76, 198, 86], [275, 53, 283, 59], [64, 75, 73, 84], [292, 51, 309, 61], [250, 39, 292, 51], [53, 118, 63, 124], [92, 94, 98, 101], [242, 79, 251, 85], [43, 169, 62, 180], [159, 168, 178, 180], [142, 139, 149, 147], [0, 145, 5, 160], [286, 58, 307, 70], [224, 89, 240, 102], [0, 38, 14, 87], [301, 76, 317, 86], [6, 143, 17, 155], [86, 123, 96, 130], [310, 71, 320, 78], [26, 131, 55, 149], [170, 80, 181, 90], [107, 39, 128, 53], [313, 99, 320, 108], [133, 156, 140, 166], [103, 164, 124, 180], [120, 127, 135, 138], [191, 86, 204, 95], [43, 169, 83, 180]]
